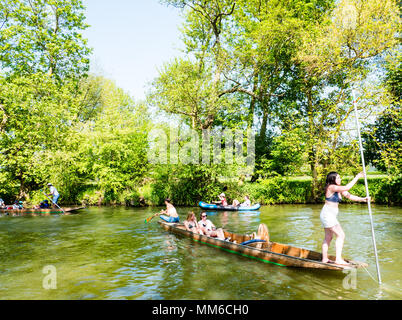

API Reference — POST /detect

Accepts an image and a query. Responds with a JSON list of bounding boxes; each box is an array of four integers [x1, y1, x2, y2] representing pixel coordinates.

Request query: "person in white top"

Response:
[[47, 183, 60, 205], [198, 212, 225, 240], [240, 195, 251, 207]]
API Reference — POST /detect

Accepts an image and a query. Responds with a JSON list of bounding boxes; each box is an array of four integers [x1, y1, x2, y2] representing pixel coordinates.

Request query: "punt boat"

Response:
[[0, 206, 86, 216], [158, 220, 368, 271]]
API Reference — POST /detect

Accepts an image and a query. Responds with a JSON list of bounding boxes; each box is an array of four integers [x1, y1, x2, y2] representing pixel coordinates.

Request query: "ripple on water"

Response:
[[0, 205, 401, 300]]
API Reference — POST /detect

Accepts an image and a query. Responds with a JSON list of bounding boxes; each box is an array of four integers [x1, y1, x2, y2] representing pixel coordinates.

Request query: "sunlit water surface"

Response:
[[0, 204, 400, 300]]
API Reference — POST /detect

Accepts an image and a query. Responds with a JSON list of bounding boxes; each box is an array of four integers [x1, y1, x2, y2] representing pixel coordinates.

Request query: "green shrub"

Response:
[[240, 176, 401, 205]]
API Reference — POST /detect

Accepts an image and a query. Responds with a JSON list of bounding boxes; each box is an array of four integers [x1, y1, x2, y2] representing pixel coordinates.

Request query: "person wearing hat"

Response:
[[212, 193, 228, 206], [47, 183, 60, 205]]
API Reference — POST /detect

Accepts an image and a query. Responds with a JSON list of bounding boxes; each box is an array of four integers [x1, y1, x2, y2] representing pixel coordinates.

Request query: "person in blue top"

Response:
[[47, 183, 60, 205], [320, 171, 369, 265], [40, 200, 50, 208]]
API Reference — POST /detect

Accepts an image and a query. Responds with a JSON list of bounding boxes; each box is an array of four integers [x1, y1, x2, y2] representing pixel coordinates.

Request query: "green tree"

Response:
[[0, 0, 91, 79], [363, 52, 402, 174], [293, 0, 400, 200]]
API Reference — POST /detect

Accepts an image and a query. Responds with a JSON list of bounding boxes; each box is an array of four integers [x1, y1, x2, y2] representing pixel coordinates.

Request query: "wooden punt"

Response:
[[158, 221, 368, 271], [0, 206, 86, 216]]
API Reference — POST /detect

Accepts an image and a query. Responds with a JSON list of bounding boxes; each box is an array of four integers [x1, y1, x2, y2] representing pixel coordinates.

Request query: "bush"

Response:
[[240, 176, 401, 205], [242, 177, 312, 204]]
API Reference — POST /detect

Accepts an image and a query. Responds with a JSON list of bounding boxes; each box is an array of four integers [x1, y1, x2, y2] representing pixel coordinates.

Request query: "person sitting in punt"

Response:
[[33, 200, 51, 209], [184, 212, 204, 235], [159, 198, 179, 223], [12, 200, 23, 210], [40, 200, 50, 208], [0, 198, 5, 209], [198, 212, 225, 240]]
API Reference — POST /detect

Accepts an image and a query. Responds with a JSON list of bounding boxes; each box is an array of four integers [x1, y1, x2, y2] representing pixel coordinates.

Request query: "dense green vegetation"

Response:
[[0, 0, 401, 207]]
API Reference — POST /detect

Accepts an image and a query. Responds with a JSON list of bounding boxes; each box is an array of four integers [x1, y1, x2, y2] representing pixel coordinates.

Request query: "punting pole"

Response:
[[352, 90, 382, 285]]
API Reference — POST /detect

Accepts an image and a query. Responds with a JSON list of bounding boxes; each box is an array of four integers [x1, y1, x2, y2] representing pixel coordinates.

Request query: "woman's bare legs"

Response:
[[330, 224, 348, 265], [322, 228, 333, 263]]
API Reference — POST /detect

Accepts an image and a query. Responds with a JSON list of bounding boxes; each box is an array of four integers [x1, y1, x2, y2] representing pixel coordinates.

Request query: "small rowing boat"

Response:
[[158, 221, 368, 271], [0, 206, 86, 216], [199, 201, 261, 211]]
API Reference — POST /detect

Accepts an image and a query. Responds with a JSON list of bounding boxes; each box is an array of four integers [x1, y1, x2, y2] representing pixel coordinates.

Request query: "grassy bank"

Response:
[[68, 175, 401, 207]]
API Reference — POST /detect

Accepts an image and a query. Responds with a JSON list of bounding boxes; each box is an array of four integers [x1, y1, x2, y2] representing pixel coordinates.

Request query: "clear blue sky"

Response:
[[83, 0, 184, 101]]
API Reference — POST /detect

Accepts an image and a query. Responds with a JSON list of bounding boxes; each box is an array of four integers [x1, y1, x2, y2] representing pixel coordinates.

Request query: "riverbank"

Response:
[[71, 175, 400, 207]]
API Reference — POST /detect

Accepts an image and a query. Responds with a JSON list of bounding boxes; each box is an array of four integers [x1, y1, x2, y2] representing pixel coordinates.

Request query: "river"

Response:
[[0, 204, 400, 300]]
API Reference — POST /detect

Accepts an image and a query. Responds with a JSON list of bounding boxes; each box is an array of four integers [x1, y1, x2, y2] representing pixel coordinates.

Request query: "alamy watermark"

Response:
[[42, 265, 57, 290], [147, 127, 255, 173]]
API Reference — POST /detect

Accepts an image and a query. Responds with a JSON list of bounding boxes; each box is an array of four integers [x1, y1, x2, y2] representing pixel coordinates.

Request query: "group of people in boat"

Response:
[[213, 193, 251, 208], [154, 198, 226, 240], [0, 183, 60, 210], [157, 171, 370, 266], [0, 199, 24, 210]]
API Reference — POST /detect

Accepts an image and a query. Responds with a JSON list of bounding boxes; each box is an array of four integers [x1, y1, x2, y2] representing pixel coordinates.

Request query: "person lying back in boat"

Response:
[[33, 200, 50, 209], [320, 171, 370, 266], [212, 193, 228, 206], [159, 198, 179, 223], [184, 212, 204, 235], [198, 212, 225, 240]]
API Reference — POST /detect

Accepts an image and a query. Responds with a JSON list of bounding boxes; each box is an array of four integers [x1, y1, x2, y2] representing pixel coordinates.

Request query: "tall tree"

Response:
[[294, 0, 401, 200], [0, 0, 91, 79]]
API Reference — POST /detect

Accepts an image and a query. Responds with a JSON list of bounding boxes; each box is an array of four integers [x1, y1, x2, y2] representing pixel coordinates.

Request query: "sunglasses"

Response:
[[201, 215, 207, 218]]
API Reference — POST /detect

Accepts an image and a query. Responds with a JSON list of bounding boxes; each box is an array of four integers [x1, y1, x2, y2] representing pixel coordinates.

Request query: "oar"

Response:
[[40, 189, 65, 215], [352, 90, 382, 285], [145, 211, 161, 224]]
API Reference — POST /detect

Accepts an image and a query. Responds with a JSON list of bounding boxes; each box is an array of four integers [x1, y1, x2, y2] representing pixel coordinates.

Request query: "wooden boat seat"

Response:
[[269, 242, 286, 254]]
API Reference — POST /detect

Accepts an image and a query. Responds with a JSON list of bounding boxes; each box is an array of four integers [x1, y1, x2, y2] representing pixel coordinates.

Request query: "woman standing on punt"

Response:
[[321, 171, 370, 265]]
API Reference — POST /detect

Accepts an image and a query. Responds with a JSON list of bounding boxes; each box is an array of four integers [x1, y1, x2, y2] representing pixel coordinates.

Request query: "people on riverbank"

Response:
[[159, 198, 179, 223], [184, 212, 204, 235], [320, 171, 370, 265], [198, 212, 225, 240], [47, 183, 60, 205]]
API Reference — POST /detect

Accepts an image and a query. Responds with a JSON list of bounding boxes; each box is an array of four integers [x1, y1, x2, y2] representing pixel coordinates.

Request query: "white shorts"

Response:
[[320, 205, 339, 228]]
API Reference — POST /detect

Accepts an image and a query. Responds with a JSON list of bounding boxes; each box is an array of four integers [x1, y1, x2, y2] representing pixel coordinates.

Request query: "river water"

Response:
[[0, 204, 400, 300]]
